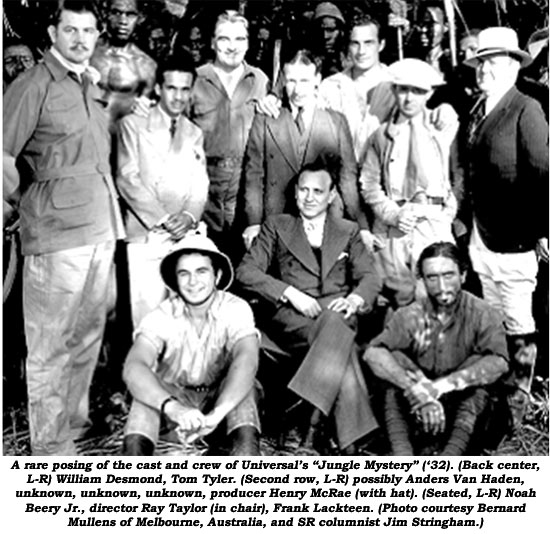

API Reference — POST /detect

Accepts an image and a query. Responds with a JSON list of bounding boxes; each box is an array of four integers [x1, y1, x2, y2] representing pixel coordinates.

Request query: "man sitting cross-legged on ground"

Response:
[[122, 231, 261, 455], [236, 158, 381, 454], [363, 242, 509, 456]]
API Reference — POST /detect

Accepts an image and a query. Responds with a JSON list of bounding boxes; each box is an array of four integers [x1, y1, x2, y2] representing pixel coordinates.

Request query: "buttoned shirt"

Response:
[[117, 104, 208, 241], [136, 291, 259, 387], [191, 62, 269, 159], [369, 291, 508, 379], [3, 49, 124, 255], [301, 213, 326, 248]]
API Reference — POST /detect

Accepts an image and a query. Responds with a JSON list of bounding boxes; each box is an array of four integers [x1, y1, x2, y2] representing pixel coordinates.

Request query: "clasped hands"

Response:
[[157, 211, 197, 241], [404, 370, 447, 435], [164, 400, 223, 445]]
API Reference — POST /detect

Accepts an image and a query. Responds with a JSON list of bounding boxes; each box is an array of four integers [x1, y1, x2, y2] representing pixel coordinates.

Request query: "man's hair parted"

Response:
[[51, 0, 100, 26], [416, 241, 469, 278]]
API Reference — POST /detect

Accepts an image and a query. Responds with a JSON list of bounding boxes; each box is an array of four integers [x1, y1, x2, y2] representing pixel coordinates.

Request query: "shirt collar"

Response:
[[170, 290, 224, 319], [49, 47, 100, 83], [300, 212, 327, 231], [422, 290, 464, 322]]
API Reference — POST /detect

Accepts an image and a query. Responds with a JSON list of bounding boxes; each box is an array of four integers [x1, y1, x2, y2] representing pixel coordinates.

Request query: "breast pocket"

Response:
[[44, 97, 84, 134]]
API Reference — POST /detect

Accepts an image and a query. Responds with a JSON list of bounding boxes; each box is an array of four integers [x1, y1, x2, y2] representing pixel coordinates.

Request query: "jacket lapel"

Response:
[[267, 109, 300, 172], [475, 87, 517, 143], [321, 216, 350, 280], [278, 217, 320, 275]]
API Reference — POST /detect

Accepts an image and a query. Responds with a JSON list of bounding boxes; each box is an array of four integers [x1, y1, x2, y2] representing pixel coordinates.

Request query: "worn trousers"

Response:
[[124, 382, 260, 445], [23, 241, 115, 455]]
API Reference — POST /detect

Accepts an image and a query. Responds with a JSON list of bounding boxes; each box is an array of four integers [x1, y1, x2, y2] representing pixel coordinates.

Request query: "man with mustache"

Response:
[[364, 242, 509, 455], [3, 0, 124, 455], [91, 0, 156, 126]]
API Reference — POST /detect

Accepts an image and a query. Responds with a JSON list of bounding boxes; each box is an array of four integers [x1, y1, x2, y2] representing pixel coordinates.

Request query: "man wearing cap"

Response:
[[312, 2, 347, 78], [117, 53, 208, 329], [122, 231, 261, 455], [361, 58, 458, 308], [237, 159, 381, 454], [462, 27, 548, 428], [3, 0, 125, 455]]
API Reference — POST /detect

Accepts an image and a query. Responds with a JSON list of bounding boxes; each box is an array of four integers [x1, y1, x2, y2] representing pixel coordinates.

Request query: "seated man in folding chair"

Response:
[[122, 231, 261, 455], [236, 158, 381, 454]]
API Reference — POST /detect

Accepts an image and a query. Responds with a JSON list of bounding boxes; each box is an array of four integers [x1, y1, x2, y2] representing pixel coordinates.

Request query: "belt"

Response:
[[206, 156, 243, 170], [396, 196, 445, 206], [34, 162, 111, 181], [183, 383, 216, 393]]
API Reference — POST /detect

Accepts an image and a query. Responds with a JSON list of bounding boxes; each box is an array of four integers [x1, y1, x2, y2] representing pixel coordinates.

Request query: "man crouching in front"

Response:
[[122, 229, 261, 455]]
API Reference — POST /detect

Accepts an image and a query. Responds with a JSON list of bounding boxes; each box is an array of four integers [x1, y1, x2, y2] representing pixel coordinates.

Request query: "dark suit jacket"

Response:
[[236, 213, 380, 311], [243, 107, 367, 229], [467, 87, 548, 253]]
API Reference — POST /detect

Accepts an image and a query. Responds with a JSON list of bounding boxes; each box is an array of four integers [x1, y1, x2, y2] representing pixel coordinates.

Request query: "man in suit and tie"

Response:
[[236, 159, 381, 454], [117, 52, 209, 328], [242, 49, 367, 251], [462, 28, 548, 429]]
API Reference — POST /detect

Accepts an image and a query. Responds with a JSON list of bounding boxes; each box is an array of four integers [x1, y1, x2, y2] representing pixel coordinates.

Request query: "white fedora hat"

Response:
[[464, 27, 532, 68]]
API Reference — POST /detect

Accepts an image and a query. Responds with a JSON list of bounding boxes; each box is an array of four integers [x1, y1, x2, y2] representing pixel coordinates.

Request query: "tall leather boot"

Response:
[[122, 433, 155, 455], [507, 334, 537, 432], [229, 426, 260, 456]]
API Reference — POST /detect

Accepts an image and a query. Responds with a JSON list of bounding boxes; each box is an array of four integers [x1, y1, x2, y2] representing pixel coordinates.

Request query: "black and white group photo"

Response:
[[2, 0, 549, 458]]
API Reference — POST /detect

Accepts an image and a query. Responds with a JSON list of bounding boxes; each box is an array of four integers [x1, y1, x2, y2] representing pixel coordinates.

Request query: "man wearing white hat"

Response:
[[121, 231, 261, 455], [360, 58, 458, 307], [462, 27, 548, 429]]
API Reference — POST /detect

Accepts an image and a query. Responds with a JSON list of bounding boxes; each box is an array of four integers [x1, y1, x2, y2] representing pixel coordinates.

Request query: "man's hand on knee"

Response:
[[416, 400, 446, 434], [404, 372, 440, 411]]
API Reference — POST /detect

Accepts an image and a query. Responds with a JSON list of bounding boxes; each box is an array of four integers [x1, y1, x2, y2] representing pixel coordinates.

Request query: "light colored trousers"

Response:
[[23, 241, 115, 455], [375, 213, 454, 306], [125, 383, 260, 444], [469, 224, 538, 335]]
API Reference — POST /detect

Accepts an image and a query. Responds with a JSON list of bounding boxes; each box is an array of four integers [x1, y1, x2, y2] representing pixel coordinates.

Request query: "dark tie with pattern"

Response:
[[169, 118, 178, 139], [295, 107, 305, 135], [466, 96, 486, 148]]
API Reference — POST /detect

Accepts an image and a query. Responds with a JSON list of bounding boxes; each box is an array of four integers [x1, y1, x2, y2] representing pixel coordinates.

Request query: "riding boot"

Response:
[[229, 426, 260, 456], [507, 333, 537, 432], [122, 433, 155, 455]]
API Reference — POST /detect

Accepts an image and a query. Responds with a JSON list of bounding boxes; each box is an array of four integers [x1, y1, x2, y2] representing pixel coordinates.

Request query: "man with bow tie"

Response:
[[236, 159, 381, 454], [3, 0, 125, 455], [117, 52, 208, 329], [361, 58, 458, 309]]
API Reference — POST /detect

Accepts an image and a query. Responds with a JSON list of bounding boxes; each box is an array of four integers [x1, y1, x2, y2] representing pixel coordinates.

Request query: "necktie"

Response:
[[466, 96, 486, 149], [169, 118, 178, 139], [403, 119, 431, 200], [295, 107, 305, 135]]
